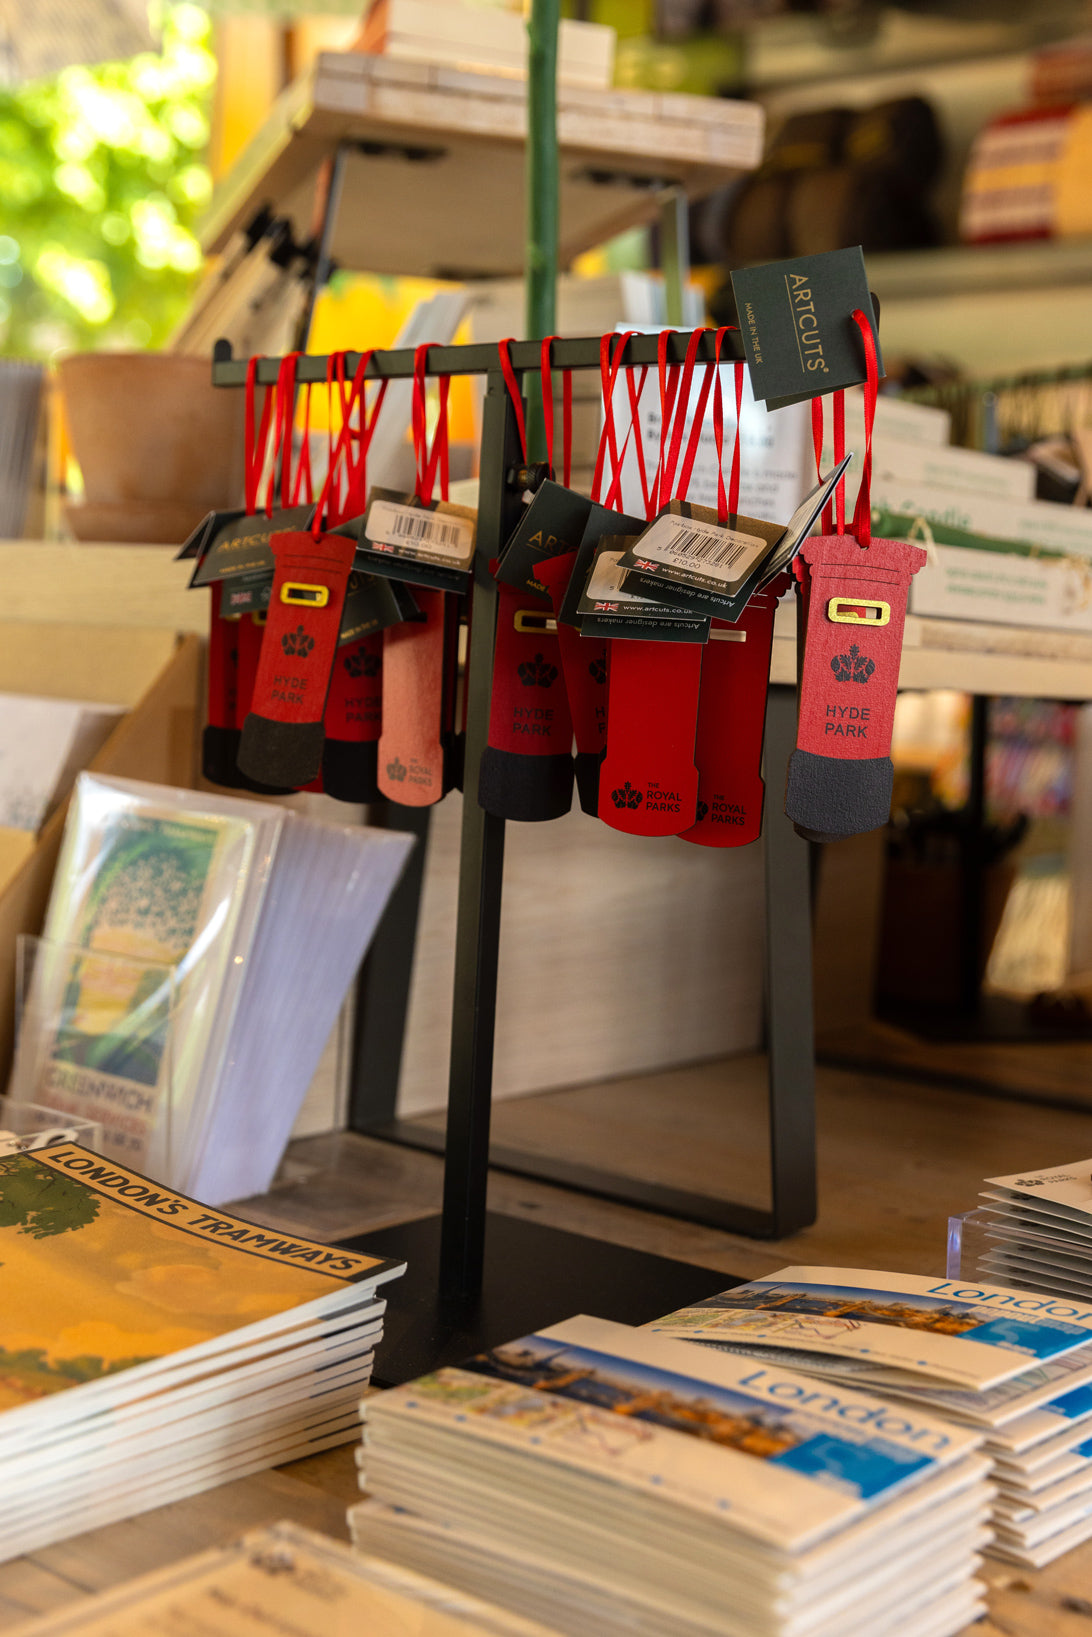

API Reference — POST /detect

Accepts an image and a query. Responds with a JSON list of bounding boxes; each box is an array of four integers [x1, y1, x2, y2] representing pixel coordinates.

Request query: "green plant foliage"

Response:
[[0, 2, 215, 357]]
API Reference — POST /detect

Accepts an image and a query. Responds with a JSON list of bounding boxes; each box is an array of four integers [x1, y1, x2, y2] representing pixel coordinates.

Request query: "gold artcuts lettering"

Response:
[[787, 272, 829, 374]]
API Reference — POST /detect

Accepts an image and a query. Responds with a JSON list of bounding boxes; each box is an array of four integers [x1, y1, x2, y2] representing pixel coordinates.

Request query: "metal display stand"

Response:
[[211, 331, 815, 1380]]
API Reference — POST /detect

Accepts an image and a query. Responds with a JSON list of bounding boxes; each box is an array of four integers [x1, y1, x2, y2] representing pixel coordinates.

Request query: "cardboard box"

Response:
[[0, 627, 201, 1082]]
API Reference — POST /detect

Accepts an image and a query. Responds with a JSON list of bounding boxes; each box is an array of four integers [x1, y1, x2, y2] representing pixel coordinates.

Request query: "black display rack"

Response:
[[211, 332, 815, 1381]]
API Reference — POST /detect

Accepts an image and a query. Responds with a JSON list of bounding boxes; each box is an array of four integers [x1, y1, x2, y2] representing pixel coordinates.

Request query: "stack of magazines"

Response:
[[349, 1314, 991, 1637], [647, 1266, 1092, 1569], [9, 773, 413, 1203], [15, 1521, 557, 1637], [0, 1142, 403, 1563]]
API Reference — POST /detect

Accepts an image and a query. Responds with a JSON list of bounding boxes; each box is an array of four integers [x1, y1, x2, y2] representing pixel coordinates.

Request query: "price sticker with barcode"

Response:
[[632, 512, 772, 594], [365, 497, 476, 571]]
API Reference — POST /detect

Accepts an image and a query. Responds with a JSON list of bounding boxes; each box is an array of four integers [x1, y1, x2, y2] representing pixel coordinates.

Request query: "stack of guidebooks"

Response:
[[349, 1314, 991, 1637], [9, 773, 413, 1203], [646, 1266, 1092, 1569], [15, 1521, 557, 1637], [0, 1142, 403, 1564]]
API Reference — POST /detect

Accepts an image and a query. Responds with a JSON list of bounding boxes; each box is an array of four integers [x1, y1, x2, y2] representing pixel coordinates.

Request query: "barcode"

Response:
[[390, 511, 467, 550], [668, 526, 750, 570]]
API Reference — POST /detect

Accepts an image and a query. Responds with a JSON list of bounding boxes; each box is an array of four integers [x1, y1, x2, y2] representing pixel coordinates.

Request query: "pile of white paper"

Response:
[[0, 1142, 404, 1564], [8, 772, 413, 1203], [0, 693, 122, 833], [349, 1314, 990, 1637], [14, 1520, 557, 1637], [649, 1265, 1092, 1569]]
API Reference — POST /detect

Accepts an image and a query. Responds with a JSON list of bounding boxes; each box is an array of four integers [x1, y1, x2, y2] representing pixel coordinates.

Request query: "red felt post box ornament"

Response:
[[785, 312, 927, 841]]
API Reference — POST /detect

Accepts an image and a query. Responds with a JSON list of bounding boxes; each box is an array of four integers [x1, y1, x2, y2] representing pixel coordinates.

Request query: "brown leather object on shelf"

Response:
[[786, 165, 940, 255], [722, 171, 794, 264], [844, 96, 944, 188], [764, 106, 854, 173]]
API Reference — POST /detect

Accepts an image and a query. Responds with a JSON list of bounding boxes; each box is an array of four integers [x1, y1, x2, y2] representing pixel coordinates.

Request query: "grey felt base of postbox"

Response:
[[238, 713, 325, 792], [785, 748, 893, 842], [478, 746, 574, 822]]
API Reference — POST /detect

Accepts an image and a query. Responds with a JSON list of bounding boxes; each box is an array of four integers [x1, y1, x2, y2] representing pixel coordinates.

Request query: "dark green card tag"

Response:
[[558, 502, 645, 630], [190, 505, 314, 589], [338, 570, 405, 645], [497, 481, 592, 598], [730, 247, 882, 407], [177, 508, 235, 562]]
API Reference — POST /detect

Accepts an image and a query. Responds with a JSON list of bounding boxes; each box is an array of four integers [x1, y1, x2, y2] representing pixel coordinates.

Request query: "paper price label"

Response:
[[634, 514, 770, 592], [366, 499, 475, 569], [586, 550, 661, 610]]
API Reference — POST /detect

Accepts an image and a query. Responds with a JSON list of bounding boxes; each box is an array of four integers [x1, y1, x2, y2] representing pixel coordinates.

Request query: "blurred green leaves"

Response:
[[0, 3, 215, 356]]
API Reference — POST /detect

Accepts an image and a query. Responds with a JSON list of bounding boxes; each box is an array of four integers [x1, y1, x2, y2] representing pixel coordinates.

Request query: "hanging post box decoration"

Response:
[[683, 575, 789, 849], [478, 342, 576, 822], [785, 312, 926, 840], [375, 345, 466, 807], [236, 356, 377, 792]]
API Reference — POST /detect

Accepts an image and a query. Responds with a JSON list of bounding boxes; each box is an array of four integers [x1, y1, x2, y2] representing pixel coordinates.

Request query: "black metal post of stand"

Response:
[[211, 334, 814, 1381]]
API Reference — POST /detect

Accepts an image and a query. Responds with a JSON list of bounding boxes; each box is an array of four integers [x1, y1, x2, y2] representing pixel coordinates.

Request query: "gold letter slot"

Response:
[[281, 582, 329, 608], [828, 597, 889, 626]]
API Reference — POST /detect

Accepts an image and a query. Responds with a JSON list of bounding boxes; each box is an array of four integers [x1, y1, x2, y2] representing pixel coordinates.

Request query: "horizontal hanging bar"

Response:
[[211, 330, 748, 386]]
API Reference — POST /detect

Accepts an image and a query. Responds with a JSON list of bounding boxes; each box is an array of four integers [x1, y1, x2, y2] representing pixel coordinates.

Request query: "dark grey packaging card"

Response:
[[190, 505, 314, 588], [335, 489, 471, 595], [575, 538, 710, 645], [617, 500, 783, 604], [497, 480, 592, 599], [338, 571, 405, 645], [730, 247, 883, 406], [220, 577, 271, 615], [558, 502, 645, 630], [177, 507, 236, 562]]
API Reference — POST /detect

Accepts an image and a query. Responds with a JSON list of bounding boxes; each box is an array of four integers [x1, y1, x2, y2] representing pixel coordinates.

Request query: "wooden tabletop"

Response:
[[2, 1101, 1092, 1634]]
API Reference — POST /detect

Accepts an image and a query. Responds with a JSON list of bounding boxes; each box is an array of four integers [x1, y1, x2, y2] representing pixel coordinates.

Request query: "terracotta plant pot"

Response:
[[57, 352, 245, 523]]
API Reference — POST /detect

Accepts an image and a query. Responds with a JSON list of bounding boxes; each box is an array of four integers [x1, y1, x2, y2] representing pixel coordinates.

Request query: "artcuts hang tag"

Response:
[[625, 504, 772, 594], [557, 501, 645, 630], [178, 507, 234, 562], [618, 457, 852, 623], [190, 505, 314, 594], [575, 539, 710, 645], [338, 487, 477, 593], [785, 534, 927, 841], [496, 480, 592, 599], [729, 247, 882, 408], [338, 570, 404, 645]]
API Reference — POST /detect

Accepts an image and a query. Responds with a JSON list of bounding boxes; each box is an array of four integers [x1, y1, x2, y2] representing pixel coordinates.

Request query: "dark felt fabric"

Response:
[[478, 746, 574, 822], [785, 748, 893, 840]]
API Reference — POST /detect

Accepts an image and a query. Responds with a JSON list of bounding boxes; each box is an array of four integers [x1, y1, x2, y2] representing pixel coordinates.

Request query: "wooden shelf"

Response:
[[771, 602, 1092, 701], [200, 51, 764, 278], [866, 238, 1092, 302], [0, 543, 204, 634]]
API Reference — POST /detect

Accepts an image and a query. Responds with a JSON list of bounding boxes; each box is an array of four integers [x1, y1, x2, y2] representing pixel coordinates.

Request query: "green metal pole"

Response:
[[525, 0, 560, 462]]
